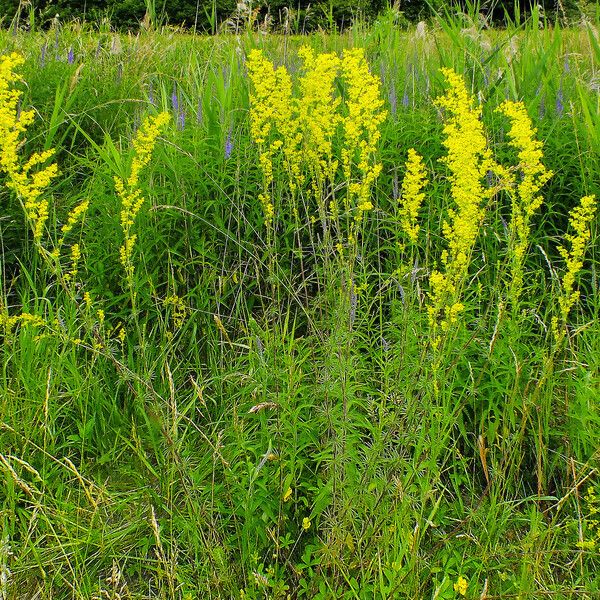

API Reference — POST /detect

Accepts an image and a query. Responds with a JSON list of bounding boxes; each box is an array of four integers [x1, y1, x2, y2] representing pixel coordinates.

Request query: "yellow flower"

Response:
[[341, 48, 386, 229], [283, 487, 292, 502], [428, 68, 497, 354], [551, 194, 597, 343], [297, 46, 341, 211], [496, 100, 552, 306], [302, 517, 311, 530], [116, 112, 170, 281], [399, 148, 428, 244], [246, 49, 296, 228], [0, 53, 58, 247], [453, 575, 468, 596]]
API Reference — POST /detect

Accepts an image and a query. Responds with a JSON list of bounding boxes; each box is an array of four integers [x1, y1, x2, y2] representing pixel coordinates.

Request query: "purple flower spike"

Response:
[[177, 110, 186, 130], [148, 82, 155, 106], [402, 90, 409, 108], [392, 172, 399, 202], [40, 43, 47, 67], [389, 81, 397, 117], [538, 95, 545, 120], [171, 86, 179, 112], [555, 88, 564, 117], [67, 47, 74, 64], [225, 127, 233, 159], [196, 98, 203, 124]]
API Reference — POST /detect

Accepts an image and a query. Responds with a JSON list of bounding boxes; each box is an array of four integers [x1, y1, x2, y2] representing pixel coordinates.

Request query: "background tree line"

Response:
[[0, 0, 592, 34]]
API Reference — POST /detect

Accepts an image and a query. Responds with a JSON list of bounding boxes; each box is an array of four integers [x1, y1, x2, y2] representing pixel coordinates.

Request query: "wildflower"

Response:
[[67, 47, 74, 64], [302, 517, 311, 530], [297, 46, 341, 207], [171, 86, 179, 112], [58, 198, 89, 250], [427, 68, 497, 347], [283, 487, 292, 502], [116, 112, 170, 282], [148, 82, 155, 106], [163, 294, 188, 330], [389, 81, 397, 116], [551, 195, 597, 344], [496, 100, 552, 307], [555, 87, 564, 117], [341, 48, 387, 228], [399, 148, 427, 245], [177, 110, 185, 130], [246, 49, 295, 228], [453, 576, 468, 596], [0, 53, 58, 248]]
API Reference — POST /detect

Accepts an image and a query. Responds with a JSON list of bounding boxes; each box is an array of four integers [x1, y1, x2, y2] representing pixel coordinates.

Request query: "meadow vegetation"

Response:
[[0, 8, 599, 599]]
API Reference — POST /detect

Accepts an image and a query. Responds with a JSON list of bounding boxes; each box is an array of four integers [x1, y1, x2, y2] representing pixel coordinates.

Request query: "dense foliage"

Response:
[[0, 0, 593, 31], [0, 10, 599, 600]]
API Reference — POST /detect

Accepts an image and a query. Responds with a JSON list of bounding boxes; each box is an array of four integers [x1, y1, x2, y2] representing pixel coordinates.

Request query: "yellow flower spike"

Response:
[[246, 49, 297, 228], [428, 68, 498, 360], [399, 148, 428, 244], [551, 194, 597, 344], [0, 53, 58, 248], [341, 47, 386, 229], [116, 112, 170, 283], [496, 100, 552, 307], [453, 575, 468, 596], [297, 46, 341, 211]]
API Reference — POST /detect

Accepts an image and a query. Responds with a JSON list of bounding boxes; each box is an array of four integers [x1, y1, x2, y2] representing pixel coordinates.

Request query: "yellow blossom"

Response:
[[551, 195, 597, 344], [341, 48, 386, 230], [283, 487, 292, 502], [297, 46, 341, 212], [453, 575, 468, 596], [302, 517, 311, 530], [116, 112, 170, 282], [0, 53, 58, 247], [399, 148, 428, 244], [246, 49, 295, 228], [428, 68, 497, 355], [497, 100, 552, 307]]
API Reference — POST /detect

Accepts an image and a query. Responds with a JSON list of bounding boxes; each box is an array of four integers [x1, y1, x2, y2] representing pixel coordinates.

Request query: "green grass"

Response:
[[0, 10, 599, 599]]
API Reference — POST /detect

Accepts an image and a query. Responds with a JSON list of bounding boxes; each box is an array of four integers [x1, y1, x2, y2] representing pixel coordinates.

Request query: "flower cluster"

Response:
[[0, 311, 46, 334], [163, 294, 189, 339], [399, 148, 428, 245], [0, 53, 58, 247], [246, 49, 295, 227], [246, 47, 386, 244], [551, 194, 597, 344], [341, 48, 387, 224], [428, 68, 497, 347], [496, 100, 552, 307], [453, 575, 468, 596], [116, 112, 170, 281], [298, 46, 341, 213]]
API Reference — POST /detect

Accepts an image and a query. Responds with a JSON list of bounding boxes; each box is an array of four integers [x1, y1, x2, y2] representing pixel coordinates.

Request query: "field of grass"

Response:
[[0, 9, 599, 599]]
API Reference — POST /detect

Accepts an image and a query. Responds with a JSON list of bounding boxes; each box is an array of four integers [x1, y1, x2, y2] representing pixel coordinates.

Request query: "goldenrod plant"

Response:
[[551, 194, 597, 346], [115, 111, 170, 286], [496, 99, 552, 311], [398, 147, 428, 247], [0, 53, 57, 251]]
